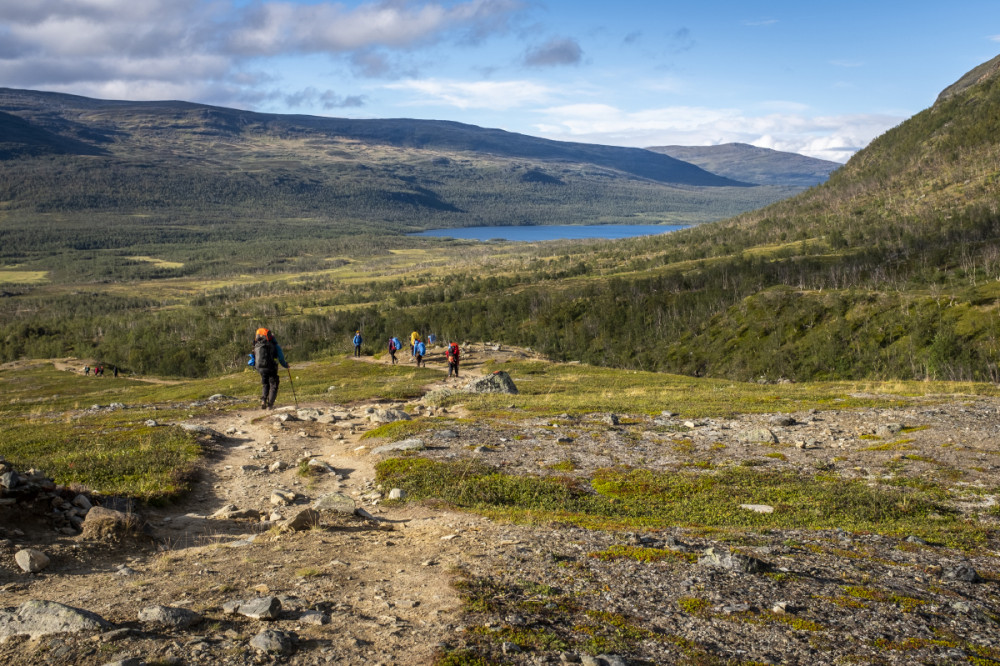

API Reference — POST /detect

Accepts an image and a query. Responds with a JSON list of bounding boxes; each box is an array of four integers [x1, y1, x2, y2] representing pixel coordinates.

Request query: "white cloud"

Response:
[[0, 0, 526, 100], [225, 0, 524, 55], [532, 104, 903, 162], [384, 78, 553, 109]]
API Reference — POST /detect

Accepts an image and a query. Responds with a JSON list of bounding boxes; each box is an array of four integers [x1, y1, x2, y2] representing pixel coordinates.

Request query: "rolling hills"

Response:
[[647, 142, 841, 188], [0, 86, 814, 267]]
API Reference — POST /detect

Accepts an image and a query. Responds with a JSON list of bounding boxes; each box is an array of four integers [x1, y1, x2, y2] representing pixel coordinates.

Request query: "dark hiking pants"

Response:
[[260, 370, 279, 407]]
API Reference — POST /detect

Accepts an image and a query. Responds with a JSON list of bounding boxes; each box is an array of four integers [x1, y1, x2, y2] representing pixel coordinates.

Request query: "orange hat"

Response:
[[256, 327, 269, 337]]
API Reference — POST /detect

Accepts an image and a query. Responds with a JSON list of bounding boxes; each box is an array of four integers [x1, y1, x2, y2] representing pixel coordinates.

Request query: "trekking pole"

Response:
[[286, 367, 299, 409]]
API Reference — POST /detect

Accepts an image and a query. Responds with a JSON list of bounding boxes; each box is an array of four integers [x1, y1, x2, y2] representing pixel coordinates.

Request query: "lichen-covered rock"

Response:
[[465, 370, 519, 394], [80, 506, 144, 541], [0, 600, 111, 641]]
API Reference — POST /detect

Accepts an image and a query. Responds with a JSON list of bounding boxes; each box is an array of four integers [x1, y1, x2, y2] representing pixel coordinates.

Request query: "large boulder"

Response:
[[465, 371, 519, 395], [80, 506, 144, 541], [0, 600, 111, 641]]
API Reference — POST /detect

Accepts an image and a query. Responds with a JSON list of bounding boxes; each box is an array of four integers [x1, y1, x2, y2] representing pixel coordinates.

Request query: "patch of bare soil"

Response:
[[2, 353, 1000, 665]]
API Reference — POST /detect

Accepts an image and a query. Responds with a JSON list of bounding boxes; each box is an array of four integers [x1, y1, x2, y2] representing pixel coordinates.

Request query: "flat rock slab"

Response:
[[138, 605, 202, 629], [737, 427, 778, 444], [371, 438, 425, 455], [312, 493, 356, 515], [223, 596, 282, 620], [739, 504, 775, 514], [0, 600, 111, 641]]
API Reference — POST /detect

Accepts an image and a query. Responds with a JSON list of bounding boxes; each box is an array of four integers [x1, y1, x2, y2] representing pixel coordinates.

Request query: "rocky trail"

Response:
[[3, 351, 1000, 665]]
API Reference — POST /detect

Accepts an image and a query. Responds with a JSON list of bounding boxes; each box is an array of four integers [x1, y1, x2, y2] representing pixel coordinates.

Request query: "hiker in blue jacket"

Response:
[[414, 337, 426, 367], [353, 330, 363, 357]]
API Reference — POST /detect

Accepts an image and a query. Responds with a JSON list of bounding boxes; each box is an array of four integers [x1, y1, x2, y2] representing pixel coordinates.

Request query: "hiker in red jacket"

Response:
[[446, 342, 460, 378]]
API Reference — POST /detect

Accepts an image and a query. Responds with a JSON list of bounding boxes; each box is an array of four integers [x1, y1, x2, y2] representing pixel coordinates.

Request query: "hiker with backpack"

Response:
[[249, 327, 290, 409], [410, 331, 420, 359], [353, 331, 363, 357], [446, 341, 461, 378], [414, 337, 426, 367], [388, 336, 401, 365]]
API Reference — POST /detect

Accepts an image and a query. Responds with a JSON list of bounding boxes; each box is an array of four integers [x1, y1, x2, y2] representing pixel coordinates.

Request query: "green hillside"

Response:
[[2, 54, 999, 383]]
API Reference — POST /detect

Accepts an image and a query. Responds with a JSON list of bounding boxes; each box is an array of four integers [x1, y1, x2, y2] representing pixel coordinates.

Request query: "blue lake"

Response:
[[411, 224, 688, 242]]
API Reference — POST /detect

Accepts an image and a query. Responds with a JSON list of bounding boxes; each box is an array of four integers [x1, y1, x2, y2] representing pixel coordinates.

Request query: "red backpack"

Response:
[[448, 343, 460, 360]]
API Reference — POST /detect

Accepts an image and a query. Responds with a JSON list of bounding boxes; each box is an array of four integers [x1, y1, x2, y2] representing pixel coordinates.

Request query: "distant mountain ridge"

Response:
[[0, 87, 835, 241], [646, 142, 841, 188], [0, 87, 744, 188]]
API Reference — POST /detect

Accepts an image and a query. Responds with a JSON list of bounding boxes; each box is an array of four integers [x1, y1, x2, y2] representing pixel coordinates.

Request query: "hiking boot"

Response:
[[260, 400, 267, 410]]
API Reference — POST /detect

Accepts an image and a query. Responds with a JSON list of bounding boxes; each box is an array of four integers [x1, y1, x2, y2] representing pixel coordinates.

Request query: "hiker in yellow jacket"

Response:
[[410, 331, 420, 360]]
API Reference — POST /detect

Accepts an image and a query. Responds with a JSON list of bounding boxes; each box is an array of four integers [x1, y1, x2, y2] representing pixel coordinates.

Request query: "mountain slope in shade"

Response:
[[0, 87, 746, 188], [646, 143, 841, 188]]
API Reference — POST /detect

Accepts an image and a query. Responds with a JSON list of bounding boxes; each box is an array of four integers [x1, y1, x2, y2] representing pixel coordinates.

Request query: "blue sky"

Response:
[[1, 1, 998, 162]]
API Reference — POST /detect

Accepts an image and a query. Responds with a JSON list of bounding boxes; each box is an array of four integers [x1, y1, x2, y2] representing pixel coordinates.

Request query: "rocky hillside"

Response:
[[1, 351, 999, 665]]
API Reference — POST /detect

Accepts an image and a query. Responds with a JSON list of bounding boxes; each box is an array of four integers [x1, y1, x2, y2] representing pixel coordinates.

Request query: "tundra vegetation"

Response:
[[2, 56, 1000, 664]]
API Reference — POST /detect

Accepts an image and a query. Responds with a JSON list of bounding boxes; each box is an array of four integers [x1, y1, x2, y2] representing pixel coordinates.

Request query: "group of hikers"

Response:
[[82, 364, 117, 378], [353, 330, 461, 376], [249, 327, 461, 410]]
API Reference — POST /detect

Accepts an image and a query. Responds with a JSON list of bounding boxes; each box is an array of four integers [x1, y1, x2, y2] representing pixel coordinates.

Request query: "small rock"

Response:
[[270, 490, 297, 506], [298, 610, 327, 625], [14, 549, 50, 573], [698, 547, 768, 574], [138, 605, 202, 629], [283, 508, 320, 531], [249, 628, 294, 654], [944, 563, 982, 583], [739, 504, 774, 514], [226, 596, 282, 620], [368, 408, 411, 424], [306, 459, 335, 474], [388, 488, 406, 500]]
